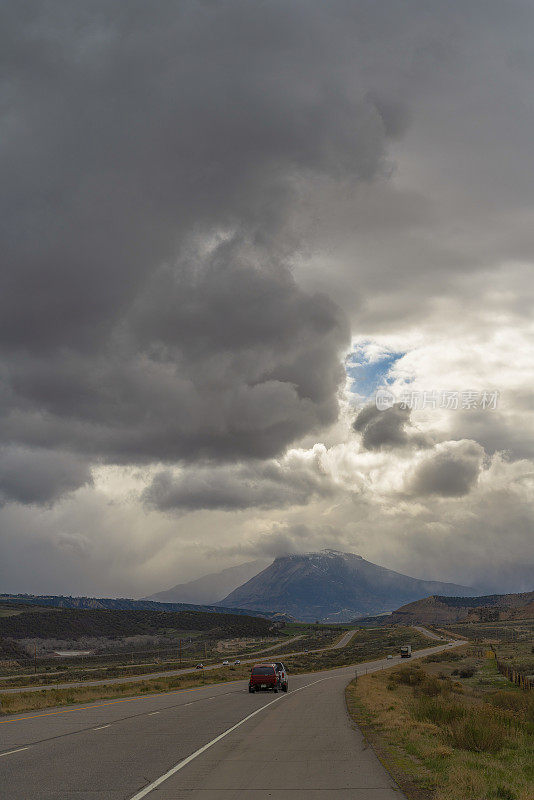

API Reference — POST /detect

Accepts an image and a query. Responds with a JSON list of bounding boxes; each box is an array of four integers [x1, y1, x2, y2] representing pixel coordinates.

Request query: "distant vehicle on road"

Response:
[[274, 661, 288, 692], [249, 664, 278, 693], [400, 645, 412, 658], [386, 654, 393, 660], [222, 660, 230, 666], [196, 663, 204, 669], [234, 659, 241, 665]]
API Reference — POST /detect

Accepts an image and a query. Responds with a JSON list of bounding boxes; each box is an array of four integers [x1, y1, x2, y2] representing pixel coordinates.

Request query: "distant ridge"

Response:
[[218, 549, 474, 622], [376, 590, 534, 626], [0, 593, 289, 621]]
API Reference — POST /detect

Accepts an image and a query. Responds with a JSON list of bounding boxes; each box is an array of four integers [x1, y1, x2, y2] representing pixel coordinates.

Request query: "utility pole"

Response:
[[34, 644, 37, 674], [179, 639, 182, 665], [204, 641, 207, 661]]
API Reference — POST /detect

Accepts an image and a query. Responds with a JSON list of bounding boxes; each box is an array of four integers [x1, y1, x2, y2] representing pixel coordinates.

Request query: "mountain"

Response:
[[143, 559, 271, 604], [218, 549, 474, 622], [381, 590, 534, 626]]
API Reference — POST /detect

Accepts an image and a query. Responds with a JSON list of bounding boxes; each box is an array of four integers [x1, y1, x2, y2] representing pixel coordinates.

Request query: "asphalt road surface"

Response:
[[0, 640, 460, 799], [332, 628, 358, 648], [411, 626, 444, 641]]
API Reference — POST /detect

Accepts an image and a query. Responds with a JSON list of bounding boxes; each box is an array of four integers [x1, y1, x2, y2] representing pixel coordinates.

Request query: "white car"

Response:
[[234, 659, 241, 665], [222, 660, 230, 666], [274, 661, 288, 692], [387, 654, 394, 660]]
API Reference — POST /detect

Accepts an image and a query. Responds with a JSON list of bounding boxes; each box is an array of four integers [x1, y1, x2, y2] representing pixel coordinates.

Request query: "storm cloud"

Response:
[[1, 2, 533, 596], [0, 0, 412, 471], [143, 445, 336, 511], [0, 447, 92, 507], [353, 403, 432, 451], [407, 440, 485, 498]]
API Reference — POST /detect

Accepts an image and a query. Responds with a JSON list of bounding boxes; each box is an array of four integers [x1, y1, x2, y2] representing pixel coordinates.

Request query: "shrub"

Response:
[[413, 675, 443, 697], [412, 696, 465, 725], [391, 666, 424, 686], [458, 667, 475, 678], [487, 690, 528, 713], [447, 708, 509, 753], [495, 787, 516, 800], [423, 651, 461, 663]]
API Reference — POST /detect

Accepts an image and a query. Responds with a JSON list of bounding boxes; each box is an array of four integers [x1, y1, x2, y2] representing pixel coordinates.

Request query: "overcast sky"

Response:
[[1, 1, 533, 598]]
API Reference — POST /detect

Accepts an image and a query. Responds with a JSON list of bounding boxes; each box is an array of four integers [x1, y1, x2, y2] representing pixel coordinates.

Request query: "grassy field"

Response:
[[263, 625, 343, 655], [443, 619, 534, 678], [0, 625, 430, 716], [444, 619, 534, 645], [346, 645, 534, 800], [0, 622, 342, 689], [281, 626, 432, 673], [280, 621, 354, 634]]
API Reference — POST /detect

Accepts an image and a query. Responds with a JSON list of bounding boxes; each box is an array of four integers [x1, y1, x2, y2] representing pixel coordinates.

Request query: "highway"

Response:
[[0, 640, 460, 799], [0, 629, 359, 696], [0, 636, 306, 685], [411, 626, 443, 641], [332, 627, 358, 648]]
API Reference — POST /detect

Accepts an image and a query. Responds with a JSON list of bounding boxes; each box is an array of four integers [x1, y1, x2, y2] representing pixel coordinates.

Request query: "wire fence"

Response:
[[495, 659, 534, 690]]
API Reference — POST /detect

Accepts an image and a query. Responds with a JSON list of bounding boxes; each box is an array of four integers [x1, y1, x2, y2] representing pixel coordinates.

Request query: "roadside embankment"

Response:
[[345, 646, 534, 800]]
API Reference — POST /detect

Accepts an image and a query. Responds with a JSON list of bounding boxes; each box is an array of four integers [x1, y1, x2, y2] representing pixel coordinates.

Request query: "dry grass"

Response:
[[0, 664, 253, 715], [346, 658, 534, 800]]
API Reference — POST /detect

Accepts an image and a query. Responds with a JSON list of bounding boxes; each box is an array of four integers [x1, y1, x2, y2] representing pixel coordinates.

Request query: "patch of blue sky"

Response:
[[346, 345, 405, 399]]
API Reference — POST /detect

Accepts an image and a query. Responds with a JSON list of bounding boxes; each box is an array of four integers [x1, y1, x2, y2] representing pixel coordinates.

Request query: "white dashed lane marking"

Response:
[[0, 747, 30, 758]]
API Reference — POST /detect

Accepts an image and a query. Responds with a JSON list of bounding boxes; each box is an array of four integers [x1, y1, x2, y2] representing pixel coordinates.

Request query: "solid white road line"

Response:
[[127, 676, 332, 800], [0, 747, 29, 758]]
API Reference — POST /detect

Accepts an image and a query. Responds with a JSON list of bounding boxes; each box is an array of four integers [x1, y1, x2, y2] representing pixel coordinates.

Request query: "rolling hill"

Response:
[[381, 590, 534, 626], [218, 549, 474, 622], [0, 605, 278, 641]]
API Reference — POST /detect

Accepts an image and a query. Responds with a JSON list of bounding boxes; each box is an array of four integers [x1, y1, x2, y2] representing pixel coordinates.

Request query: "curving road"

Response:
[[0, 639, 461, 799], [0, 630, 359, 696]]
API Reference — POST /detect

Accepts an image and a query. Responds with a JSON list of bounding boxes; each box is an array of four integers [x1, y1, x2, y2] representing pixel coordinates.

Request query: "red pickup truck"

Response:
[[248, 664, 278, 693]]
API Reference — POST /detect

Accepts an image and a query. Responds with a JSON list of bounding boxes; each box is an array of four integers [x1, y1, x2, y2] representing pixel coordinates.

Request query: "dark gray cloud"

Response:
[[143, 451, 335, 511], [353, 403, 432, 450], [0, 0, 415, 471], [407, 440, 484, 497], [2, 238, 348, 463], [0, 447, 92, 506]]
